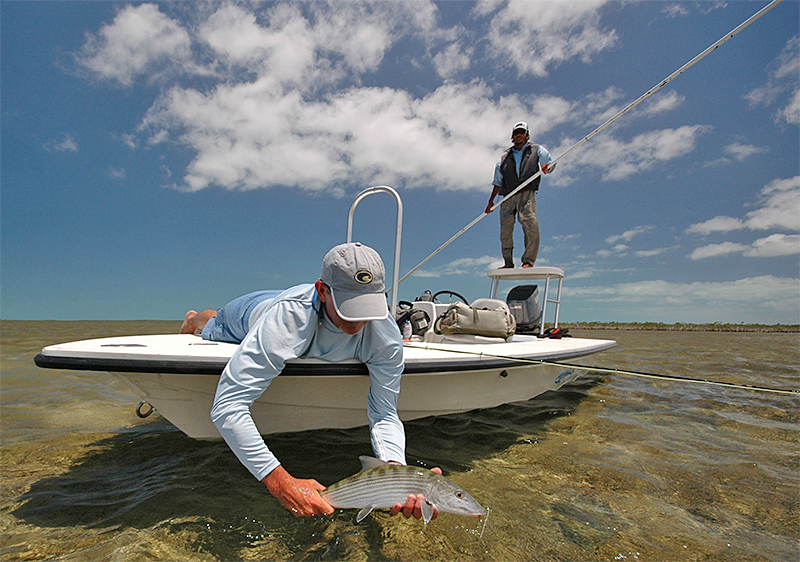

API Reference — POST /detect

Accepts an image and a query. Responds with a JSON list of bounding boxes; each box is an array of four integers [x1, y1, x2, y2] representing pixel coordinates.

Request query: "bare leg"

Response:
[[180, 309, 217, 334]]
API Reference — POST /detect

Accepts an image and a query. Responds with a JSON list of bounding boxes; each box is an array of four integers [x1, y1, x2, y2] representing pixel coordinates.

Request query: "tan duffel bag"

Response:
[[434, 302, 516, 338]]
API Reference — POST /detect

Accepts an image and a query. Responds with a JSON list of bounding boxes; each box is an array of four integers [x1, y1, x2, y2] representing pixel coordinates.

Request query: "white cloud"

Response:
[[108, 167, 126, 180], [606, 225, 654, 245], [778, 89, 800, 125], [635, 247, 672, 258], [689, 242, 749, 260], [687, 176, 800, 261], [641, 91, 685, 116], [704, 141, 770, 167], [723, 142, 769, 162], [690, 235, 800, 260], [745, 35, 799, 125], [686, 215, 744, 235], [743, 234, 800, 258], [661, 4, 689, 18], [566, 275, 800, 322], [744, 176, 800, 232], [141, 80, 546, 192], [77, 4, 191, 86], [482, 0, 618, 77], [432, 41, 473, 79], [412, 255, 504, 278], [687, 176, 800, 235], [119, 133, 138, 149], [44, 133, 78, 153], [76, 2, 720, 194], [553, 125, 711, 182]]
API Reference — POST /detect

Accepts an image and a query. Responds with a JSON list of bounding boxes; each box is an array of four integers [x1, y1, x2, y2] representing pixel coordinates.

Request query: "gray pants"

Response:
[[499, 189, 539, 267]]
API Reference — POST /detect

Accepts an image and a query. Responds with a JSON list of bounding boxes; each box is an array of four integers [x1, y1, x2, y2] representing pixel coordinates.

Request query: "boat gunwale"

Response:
[[33, 341, 616, 376]]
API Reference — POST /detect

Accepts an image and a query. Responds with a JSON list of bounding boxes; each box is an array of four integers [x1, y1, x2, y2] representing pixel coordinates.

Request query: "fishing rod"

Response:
[[403, 343, 800, 396], [395, 0, 784, 286]]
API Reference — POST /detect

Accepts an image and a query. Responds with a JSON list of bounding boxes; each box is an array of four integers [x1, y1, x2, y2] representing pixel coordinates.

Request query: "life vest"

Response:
[[499, 143, 540, 196]]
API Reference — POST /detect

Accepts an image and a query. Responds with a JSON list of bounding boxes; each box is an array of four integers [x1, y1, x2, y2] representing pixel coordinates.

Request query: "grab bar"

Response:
[[346, 186, 403, 315]]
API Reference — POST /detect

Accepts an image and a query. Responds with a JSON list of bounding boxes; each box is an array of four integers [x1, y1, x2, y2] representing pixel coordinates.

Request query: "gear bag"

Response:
[[434, 302, 516, 339]]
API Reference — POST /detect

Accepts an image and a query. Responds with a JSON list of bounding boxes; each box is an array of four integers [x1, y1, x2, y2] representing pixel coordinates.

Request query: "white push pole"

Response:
[[396, 0, 783, 286]]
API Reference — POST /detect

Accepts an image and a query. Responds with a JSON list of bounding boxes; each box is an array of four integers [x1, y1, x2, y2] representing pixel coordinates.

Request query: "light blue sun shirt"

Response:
[[211, 284, 406, 481]]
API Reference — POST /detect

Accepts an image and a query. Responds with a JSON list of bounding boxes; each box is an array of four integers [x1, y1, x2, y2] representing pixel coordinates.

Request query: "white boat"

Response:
[[35, 187, 616, 439]]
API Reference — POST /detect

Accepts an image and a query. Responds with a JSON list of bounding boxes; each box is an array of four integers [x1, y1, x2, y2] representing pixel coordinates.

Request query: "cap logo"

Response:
[[354, 270, 373, 284]]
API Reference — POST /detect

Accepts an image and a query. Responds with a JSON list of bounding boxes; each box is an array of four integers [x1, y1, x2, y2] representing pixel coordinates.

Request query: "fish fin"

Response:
[[358, 456, 387, 472], [356, 505, 375, 523], [421, 501, 435, 525]]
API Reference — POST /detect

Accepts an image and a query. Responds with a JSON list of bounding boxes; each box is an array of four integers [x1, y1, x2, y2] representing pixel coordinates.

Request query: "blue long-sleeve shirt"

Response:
[[210, 284, 405, 480]]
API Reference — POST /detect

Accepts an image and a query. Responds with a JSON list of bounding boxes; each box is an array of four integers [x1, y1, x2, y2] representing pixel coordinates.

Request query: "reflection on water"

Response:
[[1, 322, 798, 561]]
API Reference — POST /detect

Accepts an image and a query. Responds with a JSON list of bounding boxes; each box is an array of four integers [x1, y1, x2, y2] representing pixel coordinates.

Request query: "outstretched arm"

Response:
[[263, 465, 334, 517]]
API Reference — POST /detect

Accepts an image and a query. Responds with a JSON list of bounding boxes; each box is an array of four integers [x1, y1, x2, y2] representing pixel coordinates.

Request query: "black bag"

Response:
[[393, 301, 431, 336]]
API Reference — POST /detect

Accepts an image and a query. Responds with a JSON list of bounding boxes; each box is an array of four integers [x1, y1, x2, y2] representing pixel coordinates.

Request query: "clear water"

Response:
[[1, 321, 797, 561]]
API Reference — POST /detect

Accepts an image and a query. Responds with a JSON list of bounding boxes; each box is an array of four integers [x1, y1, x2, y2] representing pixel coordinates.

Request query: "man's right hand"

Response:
[[485, 201, 494, 214], [262, 465, 335, 517]]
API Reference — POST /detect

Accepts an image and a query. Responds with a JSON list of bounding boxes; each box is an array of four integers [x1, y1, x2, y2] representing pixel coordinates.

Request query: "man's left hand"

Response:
[[389, 466, 443, 520], [541, 163, 554, 174]]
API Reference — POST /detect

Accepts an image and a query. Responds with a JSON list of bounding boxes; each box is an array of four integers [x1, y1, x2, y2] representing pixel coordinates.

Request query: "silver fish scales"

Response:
[[321, 456, 485, 523]]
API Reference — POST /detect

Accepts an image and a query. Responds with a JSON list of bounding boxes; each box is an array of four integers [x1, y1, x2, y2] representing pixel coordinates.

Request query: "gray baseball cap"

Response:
[[321, 242, 388, 322]]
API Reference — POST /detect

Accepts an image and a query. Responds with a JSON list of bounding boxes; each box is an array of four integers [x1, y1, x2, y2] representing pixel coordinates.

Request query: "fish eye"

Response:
[[455, 491, 464, 499]]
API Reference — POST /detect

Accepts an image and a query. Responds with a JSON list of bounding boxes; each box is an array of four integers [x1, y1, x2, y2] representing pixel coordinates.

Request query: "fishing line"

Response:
[[403, 343, 800, 396], [395, 0, 783, 286]]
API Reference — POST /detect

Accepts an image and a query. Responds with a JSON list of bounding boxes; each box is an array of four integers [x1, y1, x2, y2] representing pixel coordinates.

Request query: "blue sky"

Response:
[[2, 0, 798, 324]]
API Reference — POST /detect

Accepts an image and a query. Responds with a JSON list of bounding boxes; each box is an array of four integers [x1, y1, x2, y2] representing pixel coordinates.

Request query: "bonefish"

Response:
[[321, 456, 485, 523]]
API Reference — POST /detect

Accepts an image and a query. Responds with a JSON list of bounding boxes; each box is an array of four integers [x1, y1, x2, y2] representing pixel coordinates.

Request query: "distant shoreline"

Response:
[[562, 322, 799, 333], [2, 319, 798, 334]]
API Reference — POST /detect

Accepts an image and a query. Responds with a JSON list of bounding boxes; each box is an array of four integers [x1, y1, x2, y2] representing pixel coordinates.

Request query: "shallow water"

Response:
[[1, 321, 798, 561]]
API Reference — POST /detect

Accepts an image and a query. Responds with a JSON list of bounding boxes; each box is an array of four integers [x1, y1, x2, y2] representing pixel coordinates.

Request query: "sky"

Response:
[[2, 0, 798, 324]]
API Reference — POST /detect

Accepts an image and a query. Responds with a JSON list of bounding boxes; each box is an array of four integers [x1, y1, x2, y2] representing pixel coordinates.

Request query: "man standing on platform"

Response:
[[485, 121, 555, 269]]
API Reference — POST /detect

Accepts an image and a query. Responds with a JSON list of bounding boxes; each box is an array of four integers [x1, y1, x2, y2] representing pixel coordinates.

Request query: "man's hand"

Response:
[[485, 200, 495, 214], [262, 465, 334, 517], [389, 466, 443, 520], [541, 162, 554, 174]]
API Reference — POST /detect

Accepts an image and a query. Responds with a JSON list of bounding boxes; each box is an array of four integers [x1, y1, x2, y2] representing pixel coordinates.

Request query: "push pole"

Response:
[[395, 0, 783, 286]]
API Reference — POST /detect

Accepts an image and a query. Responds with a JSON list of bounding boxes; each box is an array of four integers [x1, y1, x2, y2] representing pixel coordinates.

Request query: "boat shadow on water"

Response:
[[11, 378, 599, 535]]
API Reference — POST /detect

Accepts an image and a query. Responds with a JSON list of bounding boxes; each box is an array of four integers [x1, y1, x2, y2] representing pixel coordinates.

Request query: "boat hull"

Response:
[[36, 333, 616, 439], [114, 362, 581, 439]]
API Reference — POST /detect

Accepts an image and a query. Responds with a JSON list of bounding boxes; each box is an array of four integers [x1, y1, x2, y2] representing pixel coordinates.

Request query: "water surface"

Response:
[[1, 322, 797, 561]]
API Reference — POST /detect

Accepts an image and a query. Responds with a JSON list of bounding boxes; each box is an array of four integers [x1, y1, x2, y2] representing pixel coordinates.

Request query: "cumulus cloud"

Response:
[[686, 215, 744, 235], [745, 35, 799, 125], [75, 1, 714, 194], [432, 41, 474, 79], [44, 133, 78, 153], [76, 4, 192, 86], [687, 176, 800, 260], [689, 242, 749, 260], [723, 142, 769, 162], [635, 247, 672, 258], [687, 176, 800, 235], [743, 234, 800, 258], [482, 0, 618, 77], [661, 4, 689, 18], [566, 275, 799, 322], [412, 255, 504, 278], [606, 225, 655, 245]]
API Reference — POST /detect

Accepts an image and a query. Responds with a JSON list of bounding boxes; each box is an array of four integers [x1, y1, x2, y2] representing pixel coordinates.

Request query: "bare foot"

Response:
[[180, 310, 199, 334], [522, 263, 533, 269]]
